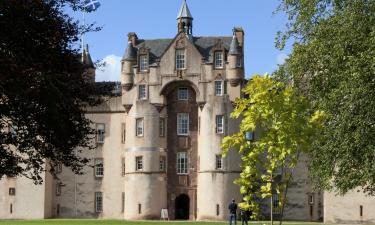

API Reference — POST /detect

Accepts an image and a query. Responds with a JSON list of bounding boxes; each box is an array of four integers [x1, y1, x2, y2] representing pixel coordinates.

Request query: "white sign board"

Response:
[[161, 208, 169, 220]]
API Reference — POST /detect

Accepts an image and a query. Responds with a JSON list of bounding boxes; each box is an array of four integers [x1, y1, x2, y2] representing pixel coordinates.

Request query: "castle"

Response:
[[1, 1, 375, 223]]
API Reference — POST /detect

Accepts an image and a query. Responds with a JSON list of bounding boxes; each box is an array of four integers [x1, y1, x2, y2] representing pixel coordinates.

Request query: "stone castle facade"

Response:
[[1, 1, 375, 223]]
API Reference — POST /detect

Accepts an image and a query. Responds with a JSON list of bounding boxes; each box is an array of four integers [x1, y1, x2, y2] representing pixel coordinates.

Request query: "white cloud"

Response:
[[95, 54, 122, 82], [276, 53, 288, 65]]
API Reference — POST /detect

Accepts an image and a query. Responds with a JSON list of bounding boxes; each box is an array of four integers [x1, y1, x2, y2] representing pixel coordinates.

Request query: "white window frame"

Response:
[[94, 159, 104, 178], [177, 152, 188, 175], [178, 87, 189, 100], [215, 155, 223, 170], [215, 80, 223, 96], [139, 55, 148, 71], [177, 113, 189, 136], [176, 49, 185, 70], [95, 192, 103, 213], [136, 118, 144, 137], [135, 156, 143, 171], [138, 84, 147, 100], [159, 118, 165, 137], [96, 123, 105, 144], [214, 51, 224, 68], [216, 115, 224, 134]]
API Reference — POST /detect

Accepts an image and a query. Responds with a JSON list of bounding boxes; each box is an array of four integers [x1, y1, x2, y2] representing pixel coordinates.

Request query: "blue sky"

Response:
[[73, 0, 291, 81]]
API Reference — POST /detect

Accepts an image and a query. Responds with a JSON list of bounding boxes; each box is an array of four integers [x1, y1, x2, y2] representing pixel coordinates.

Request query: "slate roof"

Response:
[[229, 35, 240, 55], [123, 36, 233, 64]]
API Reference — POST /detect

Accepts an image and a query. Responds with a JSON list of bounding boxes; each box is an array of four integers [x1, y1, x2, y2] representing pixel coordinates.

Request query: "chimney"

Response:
[[127, 32, 138, 46], [233, 27, 244, 48]]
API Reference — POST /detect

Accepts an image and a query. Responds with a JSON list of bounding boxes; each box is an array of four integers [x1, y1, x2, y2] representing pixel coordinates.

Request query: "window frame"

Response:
[[214, 80, 224, 96], [9, 188, 16, 196], [121, 123, 126, 144], [55, 182, 61, 196], [175, 49, 186, 70], [236, 55, 242, 68], [177, 152, 188, 175], [214, 51, 224, 69], [159, 118, 165, 137], [96, 123, 105, 144], [94, 158, 104, 178], [216, 115, 224, 134], [121, 157, 126, 176], [177, 113, 189, 136], [139, 55, 149, 72], [136, 118, 144, 137], [178, 87, 189, 101], [159, 156, 166, 172], [215, 154, 223, 170], [138, 84, 147, 100], [135, 156, 143, 171], [95, 192, 103, 213]]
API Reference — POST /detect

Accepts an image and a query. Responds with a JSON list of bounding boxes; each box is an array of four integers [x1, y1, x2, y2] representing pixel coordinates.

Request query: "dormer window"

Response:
[[214, 51, 223, 68], [139, 55, 148, 71], [176, 49, 185, 70]]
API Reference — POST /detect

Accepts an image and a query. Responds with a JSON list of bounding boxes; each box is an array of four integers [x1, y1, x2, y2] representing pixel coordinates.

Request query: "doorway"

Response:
[[175, 194, 190, 220]]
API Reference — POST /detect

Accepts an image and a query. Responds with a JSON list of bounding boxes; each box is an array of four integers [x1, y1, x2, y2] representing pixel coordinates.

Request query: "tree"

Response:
[[0, 0, 100, 183], [222, 75, 324, 224], [275, 0, 375, 194]]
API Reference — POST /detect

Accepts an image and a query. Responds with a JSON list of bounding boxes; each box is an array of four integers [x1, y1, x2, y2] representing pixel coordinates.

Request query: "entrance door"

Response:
[[175, 194, 190, 220]]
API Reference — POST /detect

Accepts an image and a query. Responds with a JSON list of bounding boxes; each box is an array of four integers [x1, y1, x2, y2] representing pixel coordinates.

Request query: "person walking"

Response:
[[228, 199, 238, 225], [240, 207, 248, 225]]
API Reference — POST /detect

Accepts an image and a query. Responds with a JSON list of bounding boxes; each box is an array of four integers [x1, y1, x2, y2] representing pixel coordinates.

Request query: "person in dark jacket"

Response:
[[240, 207, 249, 225], [228, 199, 237, 225]]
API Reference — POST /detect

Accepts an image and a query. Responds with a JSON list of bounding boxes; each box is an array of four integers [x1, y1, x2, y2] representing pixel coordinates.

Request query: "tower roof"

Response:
[[177, 0, 193, 19], [229, 35, 240, 55], [83, 44, 95, 68], [123, 41, 137, 60]]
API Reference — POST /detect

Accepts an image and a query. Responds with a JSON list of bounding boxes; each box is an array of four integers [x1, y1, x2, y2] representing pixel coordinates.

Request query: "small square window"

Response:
[[136, 156, 143, 171], [9, 188, 15, 196], [136, 118, 144, 137], [178, 87, 189, 100], [214, 51, 224, 68], [139, 55, 148, 71], [138, 85, 146, 100], [215, 81, 223, 96], [245, 131, 255, 141], [95, 159, 104, 178], [96, 123, 105, 144], [216, 155, 223, 170], [216, 115, 224, 134]]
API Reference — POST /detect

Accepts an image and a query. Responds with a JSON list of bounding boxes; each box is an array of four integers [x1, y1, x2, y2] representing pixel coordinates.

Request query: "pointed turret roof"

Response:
[[229, 35, 240, 55], [83, 44, 95, 68], [123, 41, 137, 60], [177, 0, 193, 19]]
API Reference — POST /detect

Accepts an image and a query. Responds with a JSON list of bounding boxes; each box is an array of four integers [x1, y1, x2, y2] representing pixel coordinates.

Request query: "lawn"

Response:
[[0, 220, 328, 225]]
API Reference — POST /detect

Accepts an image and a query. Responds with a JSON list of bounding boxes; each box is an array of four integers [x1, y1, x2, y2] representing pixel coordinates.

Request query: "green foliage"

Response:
[[222, 75, 324, 219], [275, 0, 375, 194]]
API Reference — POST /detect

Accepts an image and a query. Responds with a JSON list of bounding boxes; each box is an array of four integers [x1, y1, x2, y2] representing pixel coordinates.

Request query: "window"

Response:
[[56, 163, 62, 174], [138, 203, 142, 214], [177, 113, 189, 135], [308, 194, 314, 205], [9, 188, 15, 196], [138, 84, 146, 100], [310, 205, 314, 217], [215, 155, 223, 169], [215, 80, 223, 96], [360, 205, 363, 217], [216, 204, 220, 216], [159, 118, 165, 137], [236, 56, 242, 67], [177, 152, 188, 174], [122, 192, 125, 213], [56, 182, 61, 196], [178, 87, 189, 100], [136, 156, 143, 171], [121, 157, 126, 176], [216, 115, 224, 134], [272, 193, 280, 214], [159, 156, 166, 171], [95, 159, 104, 177], [121, 123, 126, 144], [214, 51, 223, 68], [136, 118, 144, 137], [96, 123, 105, 143], [95, 192, 103, 212], [176, 49, 185, 70], [10, 204, 13, 214], [139, 55, 148, 71]]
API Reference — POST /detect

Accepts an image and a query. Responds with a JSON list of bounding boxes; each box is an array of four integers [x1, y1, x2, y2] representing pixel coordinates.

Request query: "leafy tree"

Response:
[[0, 0, 100, 183], [222, 75, 324, 223], [275, 0, 375, 194]]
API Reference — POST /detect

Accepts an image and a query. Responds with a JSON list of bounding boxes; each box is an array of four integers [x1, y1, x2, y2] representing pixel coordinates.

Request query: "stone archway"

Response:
[[175, 194, 190, 220]]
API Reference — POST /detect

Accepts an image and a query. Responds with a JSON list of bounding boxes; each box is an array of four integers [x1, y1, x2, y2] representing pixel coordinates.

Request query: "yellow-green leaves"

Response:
[[221, 75, 324, 220]]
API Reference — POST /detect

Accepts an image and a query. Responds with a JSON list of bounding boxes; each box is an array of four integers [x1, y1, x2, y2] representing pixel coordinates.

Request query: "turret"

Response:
[[177, 0, 193, 39], [82, 44, 95, 83], [226, 30, 244, 87], [121, 33, 138, 91]]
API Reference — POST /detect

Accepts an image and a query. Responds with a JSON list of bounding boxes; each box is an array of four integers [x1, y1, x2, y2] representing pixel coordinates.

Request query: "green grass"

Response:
[[0, 220, 328, 225]]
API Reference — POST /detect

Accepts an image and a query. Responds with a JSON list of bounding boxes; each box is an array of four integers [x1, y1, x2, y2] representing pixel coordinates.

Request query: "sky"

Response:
[[72, 0, 292, 81]]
